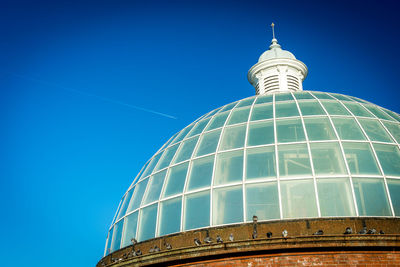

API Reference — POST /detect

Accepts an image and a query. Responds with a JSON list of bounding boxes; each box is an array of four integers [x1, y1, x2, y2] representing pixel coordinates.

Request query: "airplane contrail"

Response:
[[1, 71, 178, 120]]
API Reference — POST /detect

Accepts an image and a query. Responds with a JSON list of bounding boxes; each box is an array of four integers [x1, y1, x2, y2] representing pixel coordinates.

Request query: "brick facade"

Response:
[[175, 251, 400, 266]]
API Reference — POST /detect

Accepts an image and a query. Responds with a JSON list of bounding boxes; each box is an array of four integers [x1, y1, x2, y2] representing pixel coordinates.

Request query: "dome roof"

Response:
[[104, 91, 400, 255], [258, 38, 296, 62]]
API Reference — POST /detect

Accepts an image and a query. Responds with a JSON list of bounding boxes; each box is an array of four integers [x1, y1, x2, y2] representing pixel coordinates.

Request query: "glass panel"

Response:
[[383, 108, 400, 122], [173, 136, 199, 164], [127, 179, 149, 213], [251, 103, 273, 121], [330, 93, 353, 101], [143, 170, 167, 205], [317, 178, 355, 216], [358, 119, 393, 142], [138, 203, 158, 241], [213, 185, 243, 225], [348, 95, 370, 104], [275, 93, 293, 102], [343, 102, 374, 117], [106, 227, 113, 254], [298, 100, 326, 116], [387, 179, 400, 216], [276, 118, 306, 143], [311, 92, 334, 99], [332, 117, 366, 140], [141, 153, 162, 178], [220, 102, 237, 112], [122, 211, 138, 247], [187, 118, 211, 137], [310, 142, 346, 176], [246, 147, 276, 180], [187, 155, 214, 191], [255, 94, 273, 104], [184, 191, 210, 230], [278, 144, 312, 177], [280, 179, 318, 218], [275, 101, 299, 118], [195, 129, 221, 156], [320, 100, 350, 115], [304, 117, 337, 141], [159, 197, 182, 236], [246, 182, 280, 221], [227, 107, 250, 125], [293, 91, 314, 100], [117, 189, 134, 220], [202, 107, 221, 119], [219, 124, 246, 151], [206, 111, 229, 131], [342, 142, 381, 175], [247, 121, 274, 146], [383, 121, 400, 143], [155, 143, 179, 171], [364, 105, 395, 121], [171, 123, 195, 144], [111, 220, 124, 252], [353, 178, 391, 216], [163, 162, 189, 197], [373, 144, 400, 176], [214, 150, 243, 185], [236, 97, 255, 108], [159, 132, 178, 152]]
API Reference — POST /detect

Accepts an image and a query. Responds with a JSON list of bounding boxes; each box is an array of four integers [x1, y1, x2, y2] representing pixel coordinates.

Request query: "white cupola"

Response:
[[248, 24, 308, 95]]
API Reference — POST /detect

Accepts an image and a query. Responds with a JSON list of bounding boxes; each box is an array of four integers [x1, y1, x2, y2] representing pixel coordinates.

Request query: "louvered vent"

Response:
[[287, 75, 299, 91], [264, 75, 279, 93], [255, 83, 260, 95]]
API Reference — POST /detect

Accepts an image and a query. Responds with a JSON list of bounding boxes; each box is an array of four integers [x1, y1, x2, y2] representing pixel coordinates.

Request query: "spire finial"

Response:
[[271, 22, 275, 39]]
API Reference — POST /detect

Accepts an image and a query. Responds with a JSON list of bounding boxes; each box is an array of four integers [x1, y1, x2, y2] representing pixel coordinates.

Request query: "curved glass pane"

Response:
[[281, 179, 318, 218], [358, 119, 393, 142], [121, 212, 138, 247], [138, 204, 158, 241], [342, 142, 380, 175], [227, 107, 250, 125], [247, 121, 274, 146], [143, 170, 167, 205], [219, 124, 246, 151], [246, 182, 279, 221], [387, 179, 400, 216], [214, 150, 243, 185], [195, 129, 221, 156], [298, 100, 325, 116], [310, 142, 346, 176], [276, 118, 305, 143], [127, 179, 149, 213], [304, 117, 336, 141], [187, 155, 214, 191], [278, 144, 312, 177], [184, 191, 210, 230], [213, 186, 243, 225], [332, 117, 365, 140], [251, 103, 273, 121], [246, 146, 276, 180], [159, 197, 182, 236], [317, 178, 355, 216], [373, 144, 400, 176], [163, 162, 188, 197], [353, 178, 391, 216], [173, 136, 199, 164], [275, 101, 299, 118]]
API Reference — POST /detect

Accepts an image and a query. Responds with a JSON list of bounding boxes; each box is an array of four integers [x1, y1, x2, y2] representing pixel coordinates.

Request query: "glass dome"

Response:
[[105, 91, 400, 255]]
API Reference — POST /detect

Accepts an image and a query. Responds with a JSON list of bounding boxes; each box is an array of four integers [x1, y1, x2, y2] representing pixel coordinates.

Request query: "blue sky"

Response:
[[0, 0, 399, 266]]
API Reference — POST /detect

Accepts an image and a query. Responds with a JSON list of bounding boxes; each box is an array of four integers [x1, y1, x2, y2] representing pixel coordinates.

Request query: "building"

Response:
[[97, 28, 400, 266]]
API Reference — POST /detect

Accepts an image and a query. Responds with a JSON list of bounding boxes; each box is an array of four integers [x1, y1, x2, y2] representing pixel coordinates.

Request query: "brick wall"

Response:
[[175, 251, 400, 266]]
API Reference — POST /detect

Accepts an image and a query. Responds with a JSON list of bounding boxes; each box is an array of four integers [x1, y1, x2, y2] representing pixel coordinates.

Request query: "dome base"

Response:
[[97, 217, 400, 267]]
